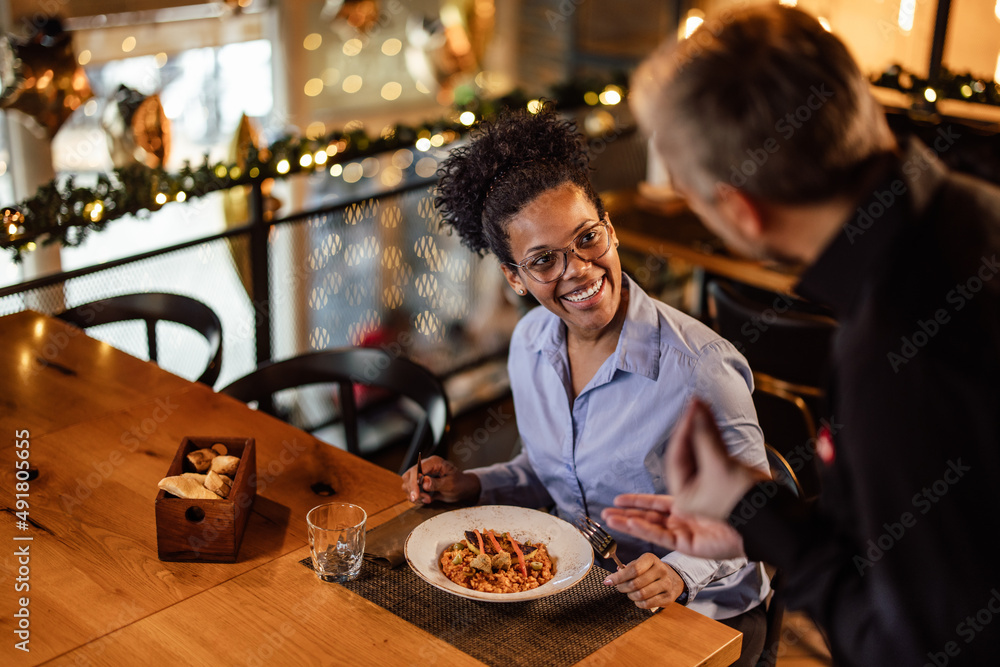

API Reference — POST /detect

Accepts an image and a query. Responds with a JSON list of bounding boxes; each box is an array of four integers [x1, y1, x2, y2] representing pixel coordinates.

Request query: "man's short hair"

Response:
[[632, 5, 896, 204]]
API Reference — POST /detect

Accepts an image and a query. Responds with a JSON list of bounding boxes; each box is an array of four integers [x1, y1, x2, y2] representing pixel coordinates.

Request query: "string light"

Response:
[[599, 85, 623, 106], [924, 87, 938, 103], [1, 72, 637, 260], [87, 201, 103, 221]]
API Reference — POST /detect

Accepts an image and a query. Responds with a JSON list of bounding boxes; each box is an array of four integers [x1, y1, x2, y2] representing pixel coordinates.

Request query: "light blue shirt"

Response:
[[472, 275, 770, 619]]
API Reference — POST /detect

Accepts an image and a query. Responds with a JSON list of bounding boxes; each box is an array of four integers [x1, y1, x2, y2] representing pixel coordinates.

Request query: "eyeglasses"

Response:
[[508, 219, 612, 284]]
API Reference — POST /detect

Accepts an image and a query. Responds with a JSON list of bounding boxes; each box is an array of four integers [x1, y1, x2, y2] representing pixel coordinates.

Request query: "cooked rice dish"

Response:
[[440, 528, 555, 593]]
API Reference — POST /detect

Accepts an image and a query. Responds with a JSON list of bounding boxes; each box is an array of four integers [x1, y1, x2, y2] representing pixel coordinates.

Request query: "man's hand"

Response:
[[602, 495, 747, 560], [602, 552, 687, 610], [666, 398, 767, 519], [400, 455, 481, 504], [601, 398, 768, 560]]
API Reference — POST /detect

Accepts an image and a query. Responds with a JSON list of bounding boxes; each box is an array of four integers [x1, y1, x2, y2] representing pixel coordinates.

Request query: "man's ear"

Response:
[[500, 264, 527, 295], [715, 183, 765, 242]]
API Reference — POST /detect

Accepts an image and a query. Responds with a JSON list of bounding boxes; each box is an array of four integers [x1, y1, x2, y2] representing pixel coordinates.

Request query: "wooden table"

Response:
[[2, 310, 742, 666], [604, 188, 803, 297]]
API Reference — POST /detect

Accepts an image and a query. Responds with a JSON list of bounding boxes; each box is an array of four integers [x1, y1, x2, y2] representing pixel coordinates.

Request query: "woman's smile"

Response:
[[561, 275, 606, 305]]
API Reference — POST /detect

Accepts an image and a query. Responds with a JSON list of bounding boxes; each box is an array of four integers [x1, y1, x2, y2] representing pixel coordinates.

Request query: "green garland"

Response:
[[2, 73, 630, 262], [872, 63, 1000, 108]]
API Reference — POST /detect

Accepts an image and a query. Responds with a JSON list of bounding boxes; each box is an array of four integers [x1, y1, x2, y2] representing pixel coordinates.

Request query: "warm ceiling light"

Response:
[[899, 0, 915, 33]]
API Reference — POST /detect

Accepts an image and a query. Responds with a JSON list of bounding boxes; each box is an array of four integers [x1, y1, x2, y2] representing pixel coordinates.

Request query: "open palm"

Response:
[[602, 495, 746, 560]]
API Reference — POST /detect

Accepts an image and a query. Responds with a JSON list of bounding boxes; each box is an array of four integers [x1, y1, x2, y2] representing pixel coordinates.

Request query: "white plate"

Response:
[[404, 505, 594, 602]]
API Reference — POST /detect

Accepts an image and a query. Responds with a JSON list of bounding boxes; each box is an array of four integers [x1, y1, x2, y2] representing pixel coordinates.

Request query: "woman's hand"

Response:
[[602, 552, 687, 610], [400, 455, 481, 504]]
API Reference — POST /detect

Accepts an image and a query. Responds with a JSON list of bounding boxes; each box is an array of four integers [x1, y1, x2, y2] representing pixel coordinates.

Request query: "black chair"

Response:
[[765, 442, 804, 500], [707, 279, 836, 501], [220, 349, 450, 473], [56, 292, 223, 387], [754, 443, 804, 667]]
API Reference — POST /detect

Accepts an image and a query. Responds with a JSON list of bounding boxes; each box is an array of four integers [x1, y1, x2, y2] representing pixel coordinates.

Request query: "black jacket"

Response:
[[736, 135, 1000, 666]]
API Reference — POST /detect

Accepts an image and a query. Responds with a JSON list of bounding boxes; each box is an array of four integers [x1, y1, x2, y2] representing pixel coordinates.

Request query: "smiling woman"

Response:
[[403, 109, 771, 667]]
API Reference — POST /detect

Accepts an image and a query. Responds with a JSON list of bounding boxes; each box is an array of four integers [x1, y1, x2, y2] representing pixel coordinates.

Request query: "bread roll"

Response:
[[211, 443, 228, 456], [210, 455, 240, 476], [158, 475, 222, 500], [205, 471, 232, 498], [186, 448, 217, 473]]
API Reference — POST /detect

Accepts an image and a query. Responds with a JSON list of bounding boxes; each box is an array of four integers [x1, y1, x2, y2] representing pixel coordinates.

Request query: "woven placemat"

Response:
[[299, 557, 653, 666]]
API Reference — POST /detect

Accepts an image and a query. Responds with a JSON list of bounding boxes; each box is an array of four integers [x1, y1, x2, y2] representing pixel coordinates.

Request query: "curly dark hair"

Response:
[[434, 108, 605, 266]]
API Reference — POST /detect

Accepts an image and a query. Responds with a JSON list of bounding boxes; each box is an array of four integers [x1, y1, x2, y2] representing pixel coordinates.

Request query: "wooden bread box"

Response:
[[155, 436, 256, 562]]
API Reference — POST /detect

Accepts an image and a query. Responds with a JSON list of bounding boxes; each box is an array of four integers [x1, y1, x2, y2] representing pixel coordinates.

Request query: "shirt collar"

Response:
[[795, 137, 946, 317], [525, 273, 661, 382]]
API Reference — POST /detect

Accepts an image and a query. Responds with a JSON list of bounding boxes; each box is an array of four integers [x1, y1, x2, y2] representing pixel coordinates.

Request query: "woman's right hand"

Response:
[[400, 455, 481, 505]]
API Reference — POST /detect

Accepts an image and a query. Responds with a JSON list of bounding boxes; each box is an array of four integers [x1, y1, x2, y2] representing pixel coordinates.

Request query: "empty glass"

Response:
[[306, 502, 367, 582]]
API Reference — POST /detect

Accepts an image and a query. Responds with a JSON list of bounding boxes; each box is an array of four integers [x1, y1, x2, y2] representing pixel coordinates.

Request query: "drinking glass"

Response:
[[306, 502, 366, 582]]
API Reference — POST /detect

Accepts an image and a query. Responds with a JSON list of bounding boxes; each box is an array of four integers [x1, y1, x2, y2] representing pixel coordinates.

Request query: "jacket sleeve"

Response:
[[734, 484, 919, 666]]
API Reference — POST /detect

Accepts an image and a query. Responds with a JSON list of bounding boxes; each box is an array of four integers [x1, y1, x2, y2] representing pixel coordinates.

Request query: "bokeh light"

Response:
[[382, 38, 402, 56], [343, 39, 363, 56], [343, 162, 363, 183], [415, 157, 438, 178], [304, 78, 324, 96], [381, 82, 402, 101], [392, 149, 414, 169], [342, 75, 363, 93], [303, 33, 323, 50]]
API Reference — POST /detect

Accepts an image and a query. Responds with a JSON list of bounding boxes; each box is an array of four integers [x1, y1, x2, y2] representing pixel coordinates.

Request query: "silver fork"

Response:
[[578, 515, 659, 611], [577, 515, 626, 569]]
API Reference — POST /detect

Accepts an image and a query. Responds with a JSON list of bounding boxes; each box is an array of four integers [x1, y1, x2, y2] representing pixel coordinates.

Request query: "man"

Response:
[[604, 6, 1000, 667]]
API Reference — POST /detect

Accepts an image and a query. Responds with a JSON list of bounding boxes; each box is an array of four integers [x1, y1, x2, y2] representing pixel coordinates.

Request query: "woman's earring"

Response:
[[517, 289, 525, 295]]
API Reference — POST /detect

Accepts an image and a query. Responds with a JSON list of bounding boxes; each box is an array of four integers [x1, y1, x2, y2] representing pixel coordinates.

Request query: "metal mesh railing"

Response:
[[1, 175, 498, 394], [1, 233, 258, 387]]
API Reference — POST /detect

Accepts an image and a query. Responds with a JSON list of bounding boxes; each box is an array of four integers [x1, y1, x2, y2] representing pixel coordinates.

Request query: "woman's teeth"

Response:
[[564, 277, 604, 303]]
